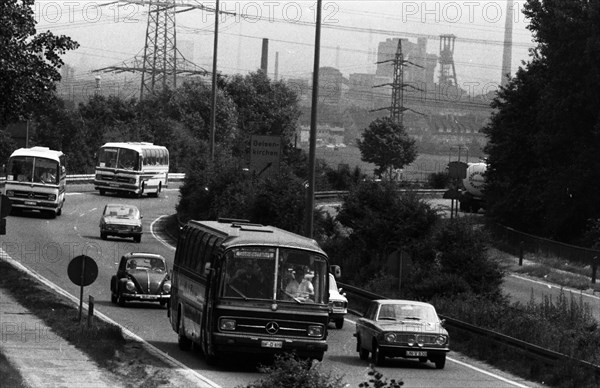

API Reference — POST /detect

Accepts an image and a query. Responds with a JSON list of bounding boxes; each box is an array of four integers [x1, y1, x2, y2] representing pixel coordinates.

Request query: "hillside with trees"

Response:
[[483, 0, 600, 244]]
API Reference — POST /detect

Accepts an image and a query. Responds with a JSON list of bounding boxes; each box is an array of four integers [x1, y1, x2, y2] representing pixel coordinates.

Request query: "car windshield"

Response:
[[127, 257, 165, 272], [105, 205, 139, 219], [377, 303, 438, 322], [329, 274, 339, 292]]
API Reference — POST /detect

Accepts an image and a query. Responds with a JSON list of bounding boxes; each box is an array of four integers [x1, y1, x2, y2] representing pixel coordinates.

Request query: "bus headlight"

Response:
[[220, 319, 236, 331], [307, 325, 323, 337]]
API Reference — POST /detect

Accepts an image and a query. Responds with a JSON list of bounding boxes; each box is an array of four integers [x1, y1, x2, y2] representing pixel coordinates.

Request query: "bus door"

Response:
[[201, 252, 221, 358]]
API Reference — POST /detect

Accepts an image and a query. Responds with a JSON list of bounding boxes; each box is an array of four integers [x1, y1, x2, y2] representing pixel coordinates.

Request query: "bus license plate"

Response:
[[261, 340, 282, 349], [406, 350, 427, 357], [25, 201, 36, 206]]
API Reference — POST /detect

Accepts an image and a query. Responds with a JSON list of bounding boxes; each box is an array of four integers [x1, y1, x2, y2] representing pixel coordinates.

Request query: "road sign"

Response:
[[250, 135, 281, 178], [67, 255, 98, 287]]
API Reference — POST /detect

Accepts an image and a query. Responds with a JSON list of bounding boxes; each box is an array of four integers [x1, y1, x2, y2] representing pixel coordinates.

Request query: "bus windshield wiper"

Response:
[[227, 285, 248, 300]]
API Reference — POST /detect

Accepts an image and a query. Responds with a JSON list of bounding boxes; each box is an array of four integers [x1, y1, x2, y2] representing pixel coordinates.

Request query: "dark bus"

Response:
[[168, 218, 336, 363]]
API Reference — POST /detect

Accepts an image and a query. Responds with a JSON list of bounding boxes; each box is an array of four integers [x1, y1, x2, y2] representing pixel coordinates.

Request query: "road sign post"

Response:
[[67, 255, 98, 323]]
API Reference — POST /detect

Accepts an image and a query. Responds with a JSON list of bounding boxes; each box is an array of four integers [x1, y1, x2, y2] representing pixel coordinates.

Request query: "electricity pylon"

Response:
[[93, 0, 218, 99], [372, 39, 424, 126]]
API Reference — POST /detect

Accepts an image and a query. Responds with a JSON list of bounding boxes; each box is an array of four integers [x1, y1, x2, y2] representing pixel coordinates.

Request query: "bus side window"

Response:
[[194, 233, 211, 273]]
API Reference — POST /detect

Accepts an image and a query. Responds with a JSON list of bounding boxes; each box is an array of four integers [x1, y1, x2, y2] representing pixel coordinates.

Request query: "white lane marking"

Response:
[[150, 215, 176, 251], [344, 318, 534, 387], [0, 249, 221, 388]]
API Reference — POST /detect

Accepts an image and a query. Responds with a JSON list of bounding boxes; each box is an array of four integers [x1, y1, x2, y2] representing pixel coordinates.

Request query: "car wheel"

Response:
[[204, 351, 219, 366], [335, 318, 344, 329], [134, 235, 141, 243], [57, 207, 62, 216], [357, 336, 369, 360], [99, 189, 105, 196], [111, 291, 117, 304], [434, 355, 446, 369], [101, 232, 107, 240], [178, 313, 192, 351], [372, 342, 385, 366], [159, 300, 167, 308]]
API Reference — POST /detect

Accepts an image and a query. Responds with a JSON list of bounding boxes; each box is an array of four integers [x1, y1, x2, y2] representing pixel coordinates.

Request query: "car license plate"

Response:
[[261, 340, 282, 349], [25, 201, 36, 206], [109, 183, 119, 187], [139, 295, 153, 299], [406, 350, 427, 357]]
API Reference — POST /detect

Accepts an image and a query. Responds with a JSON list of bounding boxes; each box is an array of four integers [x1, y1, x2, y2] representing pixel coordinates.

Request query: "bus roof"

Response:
[[9, 147, 64, 161], [101, 142, 168, 152], [186, 220, 328, 256]]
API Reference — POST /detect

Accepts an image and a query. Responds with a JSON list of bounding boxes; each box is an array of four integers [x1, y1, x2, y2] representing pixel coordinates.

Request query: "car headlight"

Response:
[[384, 333, 396, 343], [162, 281, 171, 293], [407, 334, 416, 346], [6, 190, 13, 197], [435, 335, 448, 346], [307, 325, 323, 337], [48, 194, 56, 201], [95, 174, 101, 180], [125, 280, 135, 292], [220, 319, 236, 331], [133, 225, 142, 232]]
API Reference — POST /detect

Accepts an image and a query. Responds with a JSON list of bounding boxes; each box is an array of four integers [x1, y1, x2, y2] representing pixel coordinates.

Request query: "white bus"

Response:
[[4, 146, 67, 217], [94, 142, 169, 197]]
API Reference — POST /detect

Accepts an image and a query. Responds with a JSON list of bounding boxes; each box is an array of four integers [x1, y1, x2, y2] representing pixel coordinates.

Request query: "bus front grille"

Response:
[[220, 316, 324, 339]]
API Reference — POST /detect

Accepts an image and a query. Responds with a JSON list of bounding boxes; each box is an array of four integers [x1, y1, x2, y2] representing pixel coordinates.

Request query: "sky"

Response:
[[32, 1, 536, 97]]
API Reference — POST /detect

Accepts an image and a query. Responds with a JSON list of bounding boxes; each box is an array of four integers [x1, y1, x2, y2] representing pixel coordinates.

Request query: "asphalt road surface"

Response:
[[1, 185, 548, 387]]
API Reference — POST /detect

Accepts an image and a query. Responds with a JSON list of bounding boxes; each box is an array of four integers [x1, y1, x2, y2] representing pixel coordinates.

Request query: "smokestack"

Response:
[[501, 0, 513, 87], [274, 51, 279, 81], [261, 38, 269, 74]]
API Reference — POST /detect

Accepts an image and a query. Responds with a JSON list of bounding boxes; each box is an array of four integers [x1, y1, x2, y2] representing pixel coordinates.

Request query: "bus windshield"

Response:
[[8, 156, 59, 184], [221, 247, 328, 304], [97, 147, 139, 170]]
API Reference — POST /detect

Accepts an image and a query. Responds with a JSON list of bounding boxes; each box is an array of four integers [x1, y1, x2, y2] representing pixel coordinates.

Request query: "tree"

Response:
[[223, 71, 301, 157], [0, 0, 79, 127], [357, 117, 417, 180], [482, 0, 600, 242]]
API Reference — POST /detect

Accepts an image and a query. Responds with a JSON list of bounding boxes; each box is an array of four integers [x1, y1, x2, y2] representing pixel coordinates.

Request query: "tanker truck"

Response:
[[458, 162, 486, 213]]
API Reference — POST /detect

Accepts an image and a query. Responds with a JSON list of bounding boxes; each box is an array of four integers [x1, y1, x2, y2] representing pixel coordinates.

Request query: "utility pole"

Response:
[[210, 0, 220, 161], [304, 0, 322, 239]]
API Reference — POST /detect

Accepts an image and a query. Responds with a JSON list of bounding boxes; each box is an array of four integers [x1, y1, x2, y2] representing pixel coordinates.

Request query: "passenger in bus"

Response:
[[285, 267, 313, 300], [228, 260, 266, 298], [38, 168, 56, 184]]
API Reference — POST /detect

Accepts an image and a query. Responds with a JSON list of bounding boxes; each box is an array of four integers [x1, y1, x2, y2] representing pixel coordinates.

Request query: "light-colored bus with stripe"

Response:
[[4, 146, 67, 218], [94, 142, 168, 197]]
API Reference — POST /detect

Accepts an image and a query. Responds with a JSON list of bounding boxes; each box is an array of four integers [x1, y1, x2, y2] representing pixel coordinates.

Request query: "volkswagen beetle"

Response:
[[354, 299, 449, 368], [110, 253, 171, 307]]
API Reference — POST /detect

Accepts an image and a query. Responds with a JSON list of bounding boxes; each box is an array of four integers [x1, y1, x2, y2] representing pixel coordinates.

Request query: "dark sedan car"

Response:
[[354, 299, 449, 369], [100, 203, 142, 243], [110, 253, 171, 307]]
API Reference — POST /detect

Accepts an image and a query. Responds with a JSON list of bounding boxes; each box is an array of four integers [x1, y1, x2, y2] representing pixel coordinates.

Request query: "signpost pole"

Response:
[[78, 258, 86, 322]]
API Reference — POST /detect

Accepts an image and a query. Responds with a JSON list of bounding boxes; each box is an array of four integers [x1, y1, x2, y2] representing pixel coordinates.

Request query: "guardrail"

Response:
[[338, 281, 600, 376]]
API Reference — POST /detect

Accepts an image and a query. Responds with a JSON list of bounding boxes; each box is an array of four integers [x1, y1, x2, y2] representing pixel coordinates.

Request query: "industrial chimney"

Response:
[[500, 0, 513, 87], [261, 38, 269, 74]]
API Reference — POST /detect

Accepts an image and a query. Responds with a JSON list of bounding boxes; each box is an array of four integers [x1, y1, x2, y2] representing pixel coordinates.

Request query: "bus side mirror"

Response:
[[330, 265, 341, 279], [204, 262, 212, 276]]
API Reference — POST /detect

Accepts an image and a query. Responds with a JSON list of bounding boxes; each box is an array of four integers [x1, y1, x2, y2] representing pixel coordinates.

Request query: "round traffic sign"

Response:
[[67, 255, 98, 287]]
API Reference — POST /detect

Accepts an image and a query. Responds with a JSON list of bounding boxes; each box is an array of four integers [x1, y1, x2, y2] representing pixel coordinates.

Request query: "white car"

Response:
[[328, 273, 348, 329]]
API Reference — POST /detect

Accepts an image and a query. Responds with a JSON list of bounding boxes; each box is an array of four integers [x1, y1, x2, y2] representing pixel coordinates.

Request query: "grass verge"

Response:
[[0, 259, 194, 387]]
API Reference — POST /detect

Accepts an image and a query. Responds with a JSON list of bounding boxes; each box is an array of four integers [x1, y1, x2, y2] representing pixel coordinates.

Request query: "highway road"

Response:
[[2, 185, 547, 387]]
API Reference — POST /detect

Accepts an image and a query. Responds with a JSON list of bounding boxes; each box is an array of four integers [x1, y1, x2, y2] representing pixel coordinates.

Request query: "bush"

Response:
[[427, 171, 450, 189], [243, 353, 346, 388]]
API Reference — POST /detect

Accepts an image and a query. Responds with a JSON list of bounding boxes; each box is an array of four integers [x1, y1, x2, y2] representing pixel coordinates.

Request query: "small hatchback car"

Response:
[[100, 203, 142, 243], [354, 299, 449, 369], [110, 253, 171, 307]]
